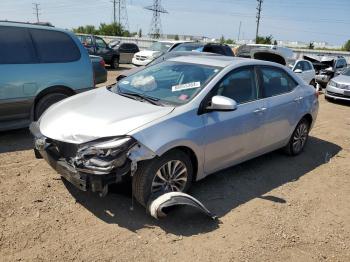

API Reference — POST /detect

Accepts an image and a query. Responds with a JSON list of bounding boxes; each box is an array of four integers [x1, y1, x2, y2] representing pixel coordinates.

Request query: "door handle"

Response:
[[294, 96, 303, 102], [253, 107, 267, 114]]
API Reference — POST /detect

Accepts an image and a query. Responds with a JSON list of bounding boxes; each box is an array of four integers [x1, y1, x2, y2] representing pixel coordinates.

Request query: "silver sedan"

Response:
[[325, 67, 350, 101], [30, 56, 319, 207]]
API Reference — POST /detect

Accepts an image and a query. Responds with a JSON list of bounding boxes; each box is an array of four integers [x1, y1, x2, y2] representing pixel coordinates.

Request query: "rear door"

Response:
[[0, 26, 38, 124], [257, 66, 300, 150]]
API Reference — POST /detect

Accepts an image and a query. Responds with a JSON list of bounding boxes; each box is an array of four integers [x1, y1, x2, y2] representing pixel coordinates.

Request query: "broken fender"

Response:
[[147, 192, 217, 220]]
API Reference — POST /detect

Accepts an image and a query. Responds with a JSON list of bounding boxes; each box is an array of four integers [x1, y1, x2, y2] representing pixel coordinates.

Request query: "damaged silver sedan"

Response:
[[30, 56, 319, 212]]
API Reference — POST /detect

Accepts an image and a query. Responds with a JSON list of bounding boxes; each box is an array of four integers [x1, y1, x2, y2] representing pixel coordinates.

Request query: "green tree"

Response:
[[138, 28, 142, 38], [225, 39, 235, 45], [308, 42, 315, 49], [72, 25, 98, 34], [343, 40, 350, 51], [174, 34, 179, 40], [220, 35, 225, 44], [256, 35, 273, 44], [273, 40, 278, 45]]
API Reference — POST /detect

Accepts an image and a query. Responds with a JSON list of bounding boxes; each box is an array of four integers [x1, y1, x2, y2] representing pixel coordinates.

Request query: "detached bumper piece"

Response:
[[147, 192, 217, 220], [29, 122, 131, 193]]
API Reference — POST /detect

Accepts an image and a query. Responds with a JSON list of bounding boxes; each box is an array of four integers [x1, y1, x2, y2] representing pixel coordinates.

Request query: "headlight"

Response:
[[328, 80, 337, 87], [74, 137, 136, 174]]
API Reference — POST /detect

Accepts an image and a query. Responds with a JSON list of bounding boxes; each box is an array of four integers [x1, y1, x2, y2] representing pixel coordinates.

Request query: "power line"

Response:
[[32, 2, 40, 23], [145, 0, 168, 39], [255, 0, 263, 43]]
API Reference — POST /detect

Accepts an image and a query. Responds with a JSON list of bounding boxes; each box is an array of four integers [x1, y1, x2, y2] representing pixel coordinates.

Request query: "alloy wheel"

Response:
[[292, 122, 308, 153], [151, 160, 188, 194]]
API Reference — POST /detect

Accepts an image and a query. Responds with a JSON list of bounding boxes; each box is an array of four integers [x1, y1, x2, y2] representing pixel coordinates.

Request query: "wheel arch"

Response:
[[31, 85, 76, 121], [301, 113, 313, 127], [160, 146, 199, 182]]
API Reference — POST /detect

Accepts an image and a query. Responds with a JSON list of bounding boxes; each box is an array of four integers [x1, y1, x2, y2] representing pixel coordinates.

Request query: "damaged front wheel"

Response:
[[132, 150, 193, 207]]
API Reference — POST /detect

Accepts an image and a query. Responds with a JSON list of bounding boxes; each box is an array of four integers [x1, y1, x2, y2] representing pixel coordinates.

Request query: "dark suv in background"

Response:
[[0, 22, 94, 131], [171, 42, 234, 56], [76, 34, 120, 68], [108, 40, 139, 64]]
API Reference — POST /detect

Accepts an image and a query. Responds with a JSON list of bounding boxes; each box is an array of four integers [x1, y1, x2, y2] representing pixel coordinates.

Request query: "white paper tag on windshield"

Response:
[[172, 82, 201, 92]]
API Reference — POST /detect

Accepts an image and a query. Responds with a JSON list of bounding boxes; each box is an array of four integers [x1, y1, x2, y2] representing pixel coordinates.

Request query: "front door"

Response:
[[203, 66, 267, 174]]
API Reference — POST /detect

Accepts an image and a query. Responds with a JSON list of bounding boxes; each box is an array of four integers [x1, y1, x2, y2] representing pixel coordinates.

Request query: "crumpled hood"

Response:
[[39, 87, 174, 144], [135, 50, 162, 58], [332, 74, 350, 85]]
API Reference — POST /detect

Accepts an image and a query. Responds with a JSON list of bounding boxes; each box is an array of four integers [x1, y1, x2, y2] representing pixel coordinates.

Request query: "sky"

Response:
[[0, 0, 349, 46]]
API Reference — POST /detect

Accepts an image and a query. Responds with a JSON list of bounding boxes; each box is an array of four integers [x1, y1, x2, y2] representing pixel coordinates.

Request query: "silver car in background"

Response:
[[325, 67, 350, 101], [30, 56, 319, 207]]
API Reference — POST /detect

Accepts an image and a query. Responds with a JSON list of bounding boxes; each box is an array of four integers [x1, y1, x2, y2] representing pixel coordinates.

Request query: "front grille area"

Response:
[[46, 139, 78, 158]]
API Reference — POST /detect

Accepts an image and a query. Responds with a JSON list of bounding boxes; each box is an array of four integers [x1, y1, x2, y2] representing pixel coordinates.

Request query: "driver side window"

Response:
[[215, 67, 258, 104], [95, 37, 107, 49]]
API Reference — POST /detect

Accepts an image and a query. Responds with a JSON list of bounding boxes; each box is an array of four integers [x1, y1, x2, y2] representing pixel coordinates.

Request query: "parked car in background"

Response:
[[31, 56, 318, 207], [289, 60, 316, 87], [108, 41, 139, 64], [0, 22, 94, 131], [236, 44, 294, 62], [304, 55, 348, 89], [117, 51, 221, 81], [132, 40, 190, 66], [325, 67, 350, 101], [237, 47, 316, 86], [171, 42, 234, 56], [76, 33, 120, 68], [90, 55, 107, 84]]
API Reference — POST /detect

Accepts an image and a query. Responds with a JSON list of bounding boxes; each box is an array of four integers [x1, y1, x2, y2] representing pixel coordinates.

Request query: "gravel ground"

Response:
[[0, 68, 349, 261]]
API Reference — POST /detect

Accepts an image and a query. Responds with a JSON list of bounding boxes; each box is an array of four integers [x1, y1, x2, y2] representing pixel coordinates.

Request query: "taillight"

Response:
[[99, 59, 106, 68]]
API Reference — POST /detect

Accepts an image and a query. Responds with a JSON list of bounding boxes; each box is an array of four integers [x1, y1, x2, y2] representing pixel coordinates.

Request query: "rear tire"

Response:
[[132, 150, 193, 207], [34, 93, 69, 120], [284, 118, 310, 156]]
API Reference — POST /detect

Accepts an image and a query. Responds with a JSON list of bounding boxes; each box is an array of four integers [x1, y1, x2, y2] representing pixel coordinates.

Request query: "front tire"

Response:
[[284, 118, 310, 156], [132, 150, 193, 207]]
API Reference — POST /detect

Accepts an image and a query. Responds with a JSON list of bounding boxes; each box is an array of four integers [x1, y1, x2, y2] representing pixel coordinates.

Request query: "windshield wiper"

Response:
[[118, 90, 163, 106]]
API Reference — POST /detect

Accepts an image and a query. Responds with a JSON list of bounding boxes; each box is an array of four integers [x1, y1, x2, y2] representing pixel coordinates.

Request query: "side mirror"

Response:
[[294, 69, 303, 73], [206, 95, 237, 112]]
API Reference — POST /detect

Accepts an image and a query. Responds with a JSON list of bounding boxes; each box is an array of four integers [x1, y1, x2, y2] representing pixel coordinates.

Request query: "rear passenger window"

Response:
[[260, 67, 297, 97], [30, 29, 81, 63], [216, 68, 257, 104], [0, 26, 36, 64]]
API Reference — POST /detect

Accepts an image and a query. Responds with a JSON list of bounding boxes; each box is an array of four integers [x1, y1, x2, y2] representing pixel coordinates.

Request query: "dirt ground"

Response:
[[1, 67, 349, 262]]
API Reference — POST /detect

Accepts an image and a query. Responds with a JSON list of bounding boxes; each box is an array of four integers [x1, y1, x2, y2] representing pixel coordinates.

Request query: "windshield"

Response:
[[149, 42, 173, 52], [172, 43, 204, 52], [112, 61, 220, 105], [343, 67, 350, 76]]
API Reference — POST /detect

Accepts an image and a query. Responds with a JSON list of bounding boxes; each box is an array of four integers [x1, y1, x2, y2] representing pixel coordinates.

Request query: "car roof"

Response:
[[0, 21, 66, 33]]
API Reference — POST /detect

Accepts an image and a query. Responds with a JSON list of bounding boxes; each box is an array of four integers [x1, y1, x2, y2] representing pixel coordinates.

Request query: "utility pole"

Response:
[[111, 0, 129, 30], [255, 0, 263, 43], [237, 21, 242, 41], [113, 0, 116, 24], [32, 3, 40, 23]]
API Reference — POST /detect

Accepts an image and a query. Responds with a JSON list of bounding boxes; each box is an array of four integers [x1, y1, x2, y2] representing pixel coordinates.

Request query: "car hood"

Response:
[[135, 50, 162, 58], [332, 74, 350, 85], [39, 87, 174, 144]]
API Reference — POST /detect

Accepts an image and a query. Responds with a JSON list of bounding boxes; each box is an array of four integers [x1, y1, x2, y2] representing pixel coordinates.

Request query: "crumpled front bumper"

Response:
[[29, 122, 130, 193]]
